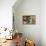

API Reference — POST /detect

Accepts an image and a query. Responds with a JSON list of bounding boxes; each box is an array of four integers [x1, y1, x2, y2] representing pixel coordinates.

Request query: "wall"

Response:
[[0, 0, 16, 29], [0, 0, 46, 46], [13, 0, 41, 46], [13, 0, 46, 46], [40, 0, 46, 46]]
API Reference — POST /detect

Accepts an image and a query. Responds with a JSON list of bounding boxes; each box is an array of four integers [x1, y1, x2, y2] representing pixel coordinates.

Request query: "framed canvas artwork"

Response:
[[22, 15, 36, 24]]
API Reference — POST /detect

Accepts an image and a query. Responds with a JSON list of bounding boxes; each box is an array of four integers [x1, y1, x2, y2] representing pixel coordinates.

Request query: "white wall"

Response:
[[13, 0, 46, 46], [0, 0, 16, 29], [0, 0, 46, 46], [41, 0, 46, 46], [13, 0, 41, 46]]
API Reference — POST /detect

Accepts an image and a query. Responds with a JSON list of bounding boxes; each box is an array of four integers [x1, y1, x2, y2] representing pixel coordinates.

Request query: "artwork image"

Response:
[[23, 15, 36, 24]]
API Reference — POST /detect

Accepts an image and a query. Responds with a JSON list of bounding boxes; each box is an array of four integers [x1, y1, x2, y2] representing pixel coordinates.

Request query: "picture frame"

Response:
[[22, 15, 36, 25]]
